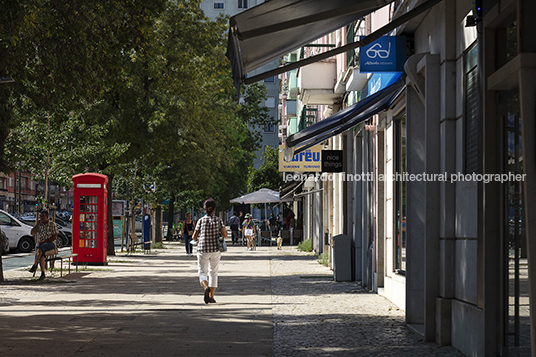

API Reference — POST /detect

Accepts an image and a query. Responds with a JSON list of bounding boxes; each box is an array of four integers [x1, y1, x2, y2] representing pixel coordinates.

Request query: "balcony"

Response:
[[297, 59, 342, 105], [278, 125, 287, 138], [346, 67, 369, 92]]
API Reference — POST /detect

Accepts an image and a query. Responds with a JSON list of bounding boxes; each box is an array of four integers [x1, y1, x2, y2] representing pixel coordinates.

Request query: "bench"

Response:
[[45, 250, 78, 277], [128, 233, 151, 254], [30, 246, 78, 278]]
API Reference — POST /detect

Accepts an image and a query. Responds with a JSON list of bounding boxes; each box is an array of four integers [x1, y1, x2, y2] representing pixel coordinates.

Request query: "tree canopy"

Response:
[[247, 145, 284, 193]]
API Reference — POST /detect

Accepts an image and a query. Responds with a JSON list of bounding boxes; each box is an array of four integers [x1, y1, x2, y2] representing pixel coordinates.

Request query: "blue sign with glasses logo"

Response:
[[359, 36, 406, 73]]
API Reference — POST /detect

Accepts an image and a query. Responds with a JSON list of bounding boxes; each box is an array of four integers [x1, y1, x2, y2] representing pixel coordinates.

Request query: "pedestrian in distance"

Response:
[[269, 213, 277, 236], [277, 212, 284, 230], [285, 210, 295, 230], [242, 213, 256, 251], [192, 198, 228, 304], [229, 212, 240, 245], [239, 211, 245, 245], [29, 210, 59, 279], [181, 213, 196, 257]]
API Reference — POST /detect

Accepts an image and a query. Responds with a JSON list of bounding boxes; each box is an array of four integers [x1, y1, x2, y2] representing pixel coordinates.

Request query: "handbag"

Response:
[[218, 236, 228, 253], [187, 221, 194, 236]]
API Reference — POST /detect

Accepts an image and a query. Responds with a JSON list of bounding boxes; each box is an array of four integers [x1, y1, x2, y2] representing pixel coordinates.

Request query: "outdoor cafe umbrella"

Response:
[[230, 188, 290, 223]]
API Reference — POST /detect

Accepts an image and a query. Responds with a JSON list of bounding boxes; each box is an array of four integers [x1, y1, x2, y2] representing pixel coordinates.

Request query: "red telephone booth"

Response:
[[72, 173, 108, 265]]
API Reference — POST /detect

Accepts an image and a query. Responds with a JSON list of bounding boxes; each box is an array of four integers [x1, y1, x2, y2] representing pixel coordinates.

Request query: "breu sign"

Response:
[[359, 36, 406, 73], [279, 145, 322, 172]]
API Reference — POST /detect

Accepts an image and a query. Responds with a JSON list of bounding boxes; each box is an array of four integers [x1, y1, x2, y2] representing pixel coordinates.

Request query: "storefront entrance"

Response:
[[500, 89, 530, 356]]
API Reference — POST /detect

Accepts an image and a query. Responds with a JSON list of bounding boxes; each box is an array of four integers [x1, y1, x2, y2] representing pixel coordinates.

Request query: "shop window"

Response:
[[394, 114, 407, 273], [464, 44, 479, 173]]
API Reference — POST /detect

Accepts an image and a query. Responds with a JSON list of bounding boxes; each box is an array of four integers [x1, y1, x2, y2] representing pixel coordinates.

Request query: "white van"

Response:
[[0, 210, 35, 253]]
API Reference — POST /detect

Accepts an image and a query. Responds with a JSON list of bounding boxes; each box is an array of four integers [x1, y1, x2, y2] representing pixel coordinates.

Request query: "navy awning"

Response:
[[286, 73, 405, 155], [226, 0, 393, 88]]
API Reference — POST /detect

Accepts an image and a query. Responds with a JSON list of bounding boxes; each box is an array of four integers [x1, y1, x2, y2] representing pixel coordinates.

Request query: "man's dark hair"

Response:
[[40, 210, 49, 217], [203, 198, 216, 214]]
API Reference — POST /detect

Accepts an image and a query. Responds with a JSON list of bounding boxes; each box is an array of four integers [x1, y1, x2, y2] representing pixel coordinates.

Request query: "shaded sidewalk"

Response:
[[0, 242, 465, 356], [0, 243, 273, 356]]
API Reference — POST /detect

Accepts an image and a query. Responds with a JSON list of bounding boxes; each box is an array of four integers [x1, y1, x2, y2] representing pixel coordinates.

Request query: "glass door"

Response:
[[501, 90, 529, 356]]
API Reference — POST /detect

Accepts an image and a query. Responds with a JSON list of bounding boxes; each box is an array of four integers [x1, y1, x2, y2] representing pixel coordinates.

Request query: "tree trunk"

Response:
[[166, 195, 175, 241], [155, 205, 162, 243], [106, 173, 115, 256]]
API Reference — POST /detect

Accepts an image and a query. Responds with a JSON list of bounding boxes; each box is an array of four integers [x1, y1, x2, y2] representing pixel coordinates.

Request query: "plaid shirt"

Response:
[[195, 214, 223, 253], [36, 221, 59, 244]]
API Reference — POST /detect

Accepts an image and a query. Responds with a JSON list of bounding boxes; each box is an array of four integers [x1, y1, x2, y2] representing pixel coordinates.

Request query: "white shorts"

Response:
[[197, 251, 221, 287]]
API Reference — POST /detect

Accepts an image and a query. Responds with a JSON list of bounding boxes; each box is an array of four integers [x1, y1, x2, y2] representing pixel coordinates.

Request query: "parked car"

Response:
[[0, 210, 35, 253], [19, 215, 72, 248], [53, 215, 72, 246]]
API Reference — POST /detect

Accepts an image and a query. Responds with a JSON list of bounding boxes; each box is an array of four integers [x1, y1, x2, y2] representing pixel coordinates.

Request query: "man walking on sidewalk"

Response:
[[229, 212, 240, 245]]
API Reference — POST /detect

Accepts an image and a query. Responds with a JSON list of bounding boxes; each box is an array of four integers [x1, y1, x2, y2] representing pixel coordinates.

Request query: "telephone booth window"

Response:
[[79, 195, 99, 248]]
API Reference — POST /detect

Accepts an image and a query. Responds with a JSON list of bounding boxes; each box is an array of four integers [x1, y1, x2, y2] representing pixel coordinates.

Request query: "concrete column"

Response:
[[314, 181, 323, 254], [405, 54, 441, 341], [376, 127, 385, 289], [323, 171, 332, 258], [345, 132, 355, 279], [405, 81, 426, 328], [361, 131, 369, 288], [363, 129, 373, 290], [422, 54, 441, 342], [436, 54, 457, 344], [354, 131, 363, 283]]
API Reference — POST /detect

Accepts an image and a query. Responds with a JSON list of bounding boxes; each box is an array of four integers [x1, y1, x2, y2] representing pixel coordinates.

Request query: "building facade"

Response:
[[272, 0, 533, 356], [5, 172, 37, 213]]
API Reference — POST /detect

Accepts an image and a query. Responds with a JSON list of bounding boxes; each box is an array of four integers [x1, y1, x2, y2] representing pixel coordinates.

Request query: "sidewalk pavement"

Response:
[[0, 241, 464, 356]]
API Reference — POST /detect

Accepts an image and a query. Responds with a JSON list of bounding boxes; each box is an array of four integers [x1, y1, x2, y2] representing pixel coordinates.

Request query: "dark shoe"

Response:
[[39, 272, 45, 280], [29, 264, 37, 273], [208, 297, 216, 303], [204, 287, 211, 304]]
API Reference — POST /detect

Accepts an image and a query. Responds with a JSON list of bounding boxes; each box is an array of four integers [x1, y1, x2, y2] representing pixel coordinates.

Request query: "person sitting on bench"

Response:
[[29, 210, 59, 279]]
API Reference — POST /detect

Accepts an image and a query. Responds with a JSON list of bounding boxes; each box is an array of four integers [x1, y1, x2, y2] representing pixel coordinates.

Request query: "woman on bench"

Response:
[[29, 210, 59, 279]]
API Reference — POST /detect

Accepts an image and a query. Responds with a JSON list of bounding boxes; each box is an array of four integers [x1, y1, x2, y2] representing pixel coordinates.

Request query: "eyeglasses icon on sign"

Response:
[[365, 42, 391, 59]]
